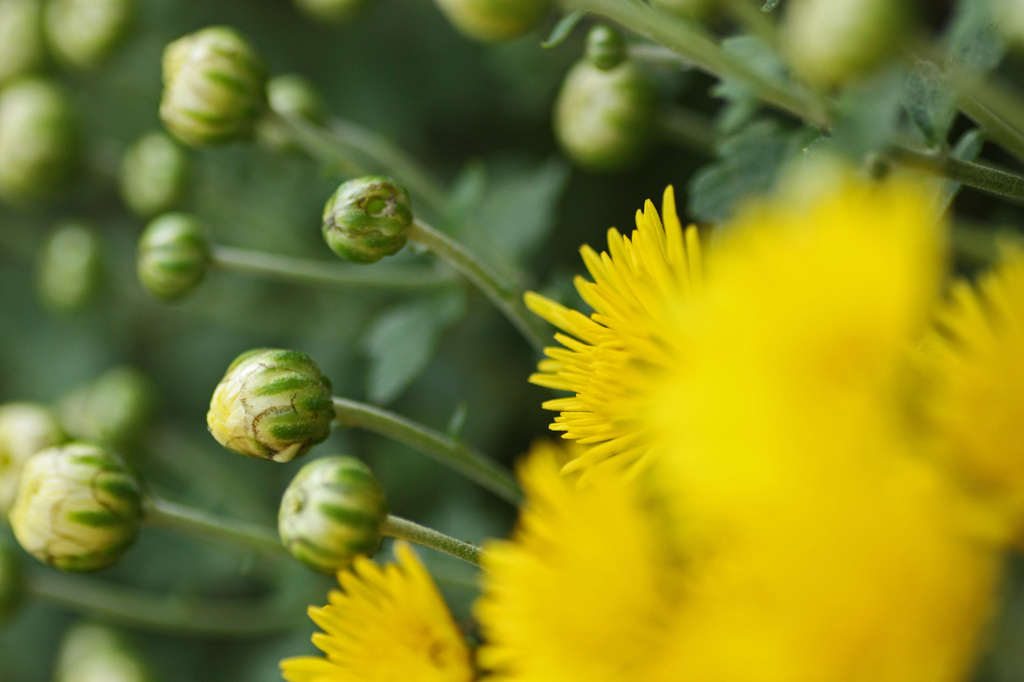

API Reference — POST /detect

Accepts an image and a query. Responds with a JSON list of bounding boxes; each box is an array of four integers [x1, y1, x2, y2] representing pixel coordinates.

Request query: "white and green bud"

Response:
[[256, 74, 324, 153], [55, 623, 155, 682], [44, 0, 134, 69], [322, 176, 413, 264], [0, 78, 78, 204], [279, 455, 387, 573], [781, 0, 906, 88], [554, 58, 657, 172], [292, 0, 368, 23], [0, 0, 46, 89], [585, 24, 627, 71], [159, 26, 268, 146], [433, 0, 549, 41], [9, 442, 143, 572], [207, 349, 334, 463], [35, 221, 104, 313], [119, 131, 189, 218], [0, 543, 22, 621], [0, 402, 64, 515], [137, 212, 210, 302], [59, 366, 154, 450]]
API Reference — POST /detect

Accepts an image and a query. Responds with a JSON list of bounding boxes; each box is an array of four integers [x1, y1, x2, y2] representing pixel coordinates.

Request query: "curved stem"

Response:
[[26, 568, 304, 637], [889, 145, 1024, 202], [144, 497, 288, 557], [383, 515, 484, 567], [408, 220, 547, 352], [332, 396, 523, 504], [264, 110, 367, 177], [210, 245, 459, 291]]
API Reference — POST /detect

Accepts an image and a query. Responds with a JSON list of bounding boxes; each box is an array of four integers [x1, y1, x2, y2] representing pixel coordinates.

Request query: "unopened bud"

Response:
[[0, 542, 21, 621], [433, 0, 549, 42], [0, 0, 46, 89], [293, 0, 367, 23], [0, 402, 64, 514], [35, 221, 104, 313], [279, 455, 387, 573], [322, 176, 413, 264], [59, 366, 154, 450], [782, 0, 906, 88], [207, 349, 334, 463], [159, 26, 268, 146], [44, 0, 134, 68], [55, 623, 155, 682], [257, 74, 324, 153], [0, 78, 78, 204], [137, 212, 209, 301], [119, 131, 189, 218], [585, 25, 627, 71], [9, 442, 142, 572], [554, 58, 657, 172]]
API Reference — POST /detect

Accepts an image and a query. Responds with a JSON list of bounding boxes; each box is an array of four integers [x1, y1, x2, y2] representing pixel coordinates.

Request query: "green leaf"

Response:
[[711, 36, 789, 134], [445, 160, 488, 232], [688, 119, 814, 222], [944, 0, 1005, 73], [446, 401, 468, 437], [829, 65, 906, 159], [762, 0, 780, 10], [902, 58, 955, 145], [363, 289, 466, 404], [543, 10, 586, 48]]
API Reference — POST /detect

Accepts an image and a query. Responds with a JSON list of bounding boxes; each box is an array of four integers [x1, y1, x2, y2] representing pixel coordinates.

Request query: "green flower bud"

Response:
[[256, 74, 324, 153], [293, 0, 367, 23], [35, 221, 104, 313], [322, 176, 413, 264], [44, 0, 134, 69], [8, 442, 142, 572], [0, 402, 64, 514], [159, 26, 268, 146], [279, 455, 387, 573], [0, 542, 22, 622], [59, 366, 154, 450], [585, 25, 627, 71], [0, 0, 46, 89], [119, 131, 189, 218], [554, 58, 658, 173], [207, 349, 334, 463], [137, 212, 209, 301], [55, 623, 155, 682], [781, 0, 906, 88], [433, 0, 549, 41], [0, 78, 78, 204]]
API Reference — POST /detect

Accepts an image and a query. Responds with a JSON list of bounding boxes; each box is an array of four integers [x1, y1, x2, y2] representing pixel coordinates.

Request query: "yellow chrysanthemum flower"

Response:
[[918, 250, 1024, 528], [526, 186, 702, 481], [480, 173, 1013, 682], [280, 542, 474, 682]]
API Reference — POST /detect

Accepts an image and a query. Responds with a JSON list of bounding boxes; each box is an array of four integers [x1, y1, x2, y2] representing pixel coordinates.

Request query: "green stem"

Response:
[[210, 244, 458, 291], [408, 220, 547, 352], [659, 107, 716, 155], [564, 0, 831, 128], [144, 497, 289, 557], [383, 515, 484, 567], [627, 43, 693, 69], [958, 87, 1024, 165], [26, 568, 304, 637], [889, 145, 1024, 201], [332, 396, 523, 504], [265, 110, 367, 177]]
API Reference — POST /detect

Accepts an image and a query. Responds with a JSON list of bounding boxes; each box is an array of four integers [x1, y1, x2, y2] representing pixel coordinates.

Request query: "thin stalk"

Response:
[[890, 145, 1024, 202], [564, 0, 831, 128], [628, 43, 693, 69], [383, 515, 484, 567], [210, 244, 459, 291], [144, 497, 289, 557], [332, 396, 523, 504], [659, 107, 717, 155], [408, 220, 548, 352], [26, 569, 303, 637], [264, 110, 367, 177]]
